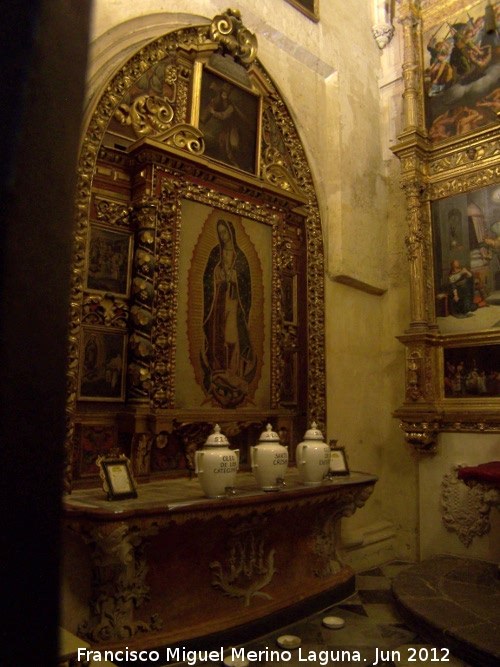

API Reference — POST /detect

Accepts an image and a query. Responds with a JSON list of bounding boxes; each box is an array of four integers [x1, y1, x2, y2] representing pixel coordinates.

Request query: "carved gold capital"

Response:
[[399, 421, 439, 453]]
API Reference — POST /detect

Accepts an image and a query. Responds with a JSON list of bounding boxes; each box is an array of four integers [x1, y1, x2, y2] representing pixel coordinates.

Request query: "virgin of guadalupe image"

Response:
[[201, 219, 256, 407]]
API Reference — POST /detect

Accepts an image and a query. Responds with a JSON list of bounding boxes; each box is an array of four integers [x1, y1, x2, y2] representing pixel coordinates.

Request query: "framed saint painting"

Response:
[[85, 225, 133, 297], [198, 67, 261, 174], [432, 183, 500, 335], [78, 327, 127, 401]]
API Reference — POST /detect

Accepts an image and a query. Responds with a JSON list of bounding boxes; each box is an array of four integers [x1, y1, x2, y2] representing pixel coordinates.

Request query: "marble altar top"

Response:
[[63, 469, 377, 519]]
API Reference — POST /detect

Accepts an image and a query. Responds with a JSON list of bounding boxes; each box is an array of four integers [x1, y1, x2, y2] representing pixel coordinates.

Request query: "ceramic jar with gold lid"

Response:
[[195, 424, 239, 498], [251, 423, 288, 491], [295, 422, 331, 486]]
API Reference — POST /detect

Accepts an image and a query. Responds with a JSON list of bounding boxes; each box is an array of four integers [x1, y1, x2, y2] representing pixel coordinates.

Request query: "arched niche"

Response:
[[65, 9, 326, 491]]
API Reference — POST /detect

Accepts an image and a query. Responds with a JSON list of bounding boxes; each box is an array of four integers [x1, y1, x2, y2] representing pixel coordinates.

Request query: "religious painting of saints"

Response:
[[78, 327, 127, 401], [443, 344, 500, 398], [198, 68, 260, 174], [175, 199, 271, 410], [423, 0, 500, 142], [85, 225, 133, 297], [432, 183, 500, 335]]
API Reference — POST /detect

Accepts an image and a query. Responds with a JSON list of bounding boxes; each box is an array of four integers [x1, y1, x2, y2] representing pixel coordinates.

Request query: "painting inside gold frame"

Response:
[[444, 343, 500, 397], [78, 327, 127, 401], [198, 67, 260, 174], [432, 182, 500, 334], [85, 225, 132, 297], [423, 0, 500, 142], [175, 199, 272, 410]]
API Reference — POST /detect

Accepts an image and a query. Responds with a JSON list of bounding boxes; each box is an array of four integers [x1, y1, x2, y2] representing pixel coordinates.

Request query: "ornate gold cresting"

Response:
[[209, 8, 258, 66], [66, 11, 326, 490], [392, 1, 500, 451]]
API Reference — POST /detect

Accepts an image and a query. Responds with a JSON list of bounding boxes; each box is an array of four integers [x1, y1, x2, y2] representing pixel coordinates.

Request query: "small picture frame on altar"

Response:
[[329, 443, 349, 476], [97, 454, 137, 500]]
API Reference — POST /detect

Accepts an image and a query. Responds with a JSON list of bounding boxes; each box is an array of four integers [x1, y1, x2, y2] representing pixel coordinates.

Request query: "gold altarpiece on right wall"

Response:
[[393, 0, 500, 451]]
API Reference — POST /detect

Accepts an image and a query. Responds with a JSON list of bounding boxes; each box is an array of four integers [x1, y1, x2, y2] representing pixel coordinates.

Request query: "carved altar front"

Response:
[[62, 470, 376, 654]]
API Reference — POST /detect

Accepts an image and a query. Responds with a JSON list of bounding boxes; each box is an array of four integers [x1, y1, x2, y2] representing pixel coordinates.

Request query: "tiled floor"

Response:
[[162, 561, 474, 667]]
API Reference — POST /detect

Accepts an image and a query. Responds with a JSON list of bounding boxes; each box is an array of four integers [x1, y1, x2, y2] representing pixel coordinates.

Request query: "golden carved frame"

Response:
[[393, 0, 500, 452], [64, 10, 326, 491]]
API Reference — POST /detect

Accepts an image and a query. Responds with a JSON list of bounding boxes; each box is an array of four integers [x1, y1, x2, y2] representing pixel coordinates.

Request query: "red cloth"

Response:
[[457, 461, 500, 484]]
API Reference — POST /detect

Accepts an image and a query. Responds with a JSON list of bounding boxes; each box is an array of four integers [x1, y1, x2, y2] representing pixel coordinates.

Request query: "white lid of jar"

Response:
[[204, 424, 230, 447], [303, 421, 324, 441], [258, 423, 280, 442]]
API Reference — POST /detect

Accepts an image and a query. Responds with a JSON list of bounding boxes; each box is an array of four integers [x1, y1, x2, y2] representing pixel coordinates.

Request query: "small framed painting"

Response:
[[329, 445, 350, 476], [97, 454, 137, 500], [78, 327, 127, 401], [86, 225, 133, 297]]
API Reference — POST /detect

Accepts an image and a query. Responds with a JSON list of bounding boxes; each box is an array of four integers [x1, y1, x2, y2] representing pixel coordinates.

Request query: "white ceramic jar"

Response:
[[251, 423, 288, 491], [295, 422, 331, 486], [195, 424, 239, 498]]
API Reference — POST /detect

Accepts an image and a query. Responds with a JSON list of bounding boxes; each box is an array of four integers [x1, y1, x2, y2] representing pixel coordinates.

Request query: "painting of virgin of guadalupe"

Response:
[[201, 219, 257, 407], [175, 200, 269, 411]]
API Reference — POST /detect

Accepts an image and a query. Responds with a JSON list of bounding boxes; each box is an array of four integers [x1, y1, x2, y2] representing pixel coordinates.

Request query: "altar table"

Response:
[[62, 469, 377, 654]]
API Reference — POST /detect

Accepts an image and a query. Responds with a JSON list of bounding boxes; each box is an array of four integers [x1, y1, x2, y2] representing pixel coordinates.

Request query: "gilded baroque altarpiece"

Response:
[[393, 0, 500, 450], [65, 10, 326, 491]]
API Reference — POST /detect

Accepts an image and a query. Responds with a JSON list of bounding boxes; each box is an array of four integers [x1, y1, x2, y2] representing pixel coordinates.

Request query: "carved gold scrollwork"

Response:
[[261, 163, 299, 193], [210, 8, 258, 67], [159, 123, 205, 154], [115, 95, 174, 139], [261, 106, 303, 195], [95, 198, 130, 227], [82, 294, 129, 328]]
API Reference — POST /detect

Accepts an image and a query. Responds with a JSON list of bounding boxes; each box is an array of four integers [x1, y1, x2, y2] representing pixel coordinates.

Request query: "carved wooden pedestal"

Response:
[[62, 470, 377, 654]]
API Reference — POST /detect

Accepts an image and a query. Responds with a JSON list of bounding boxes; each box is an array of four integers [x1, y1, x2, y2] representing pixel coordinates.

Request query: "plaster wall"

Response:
[[87, 0, 418, 567]]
